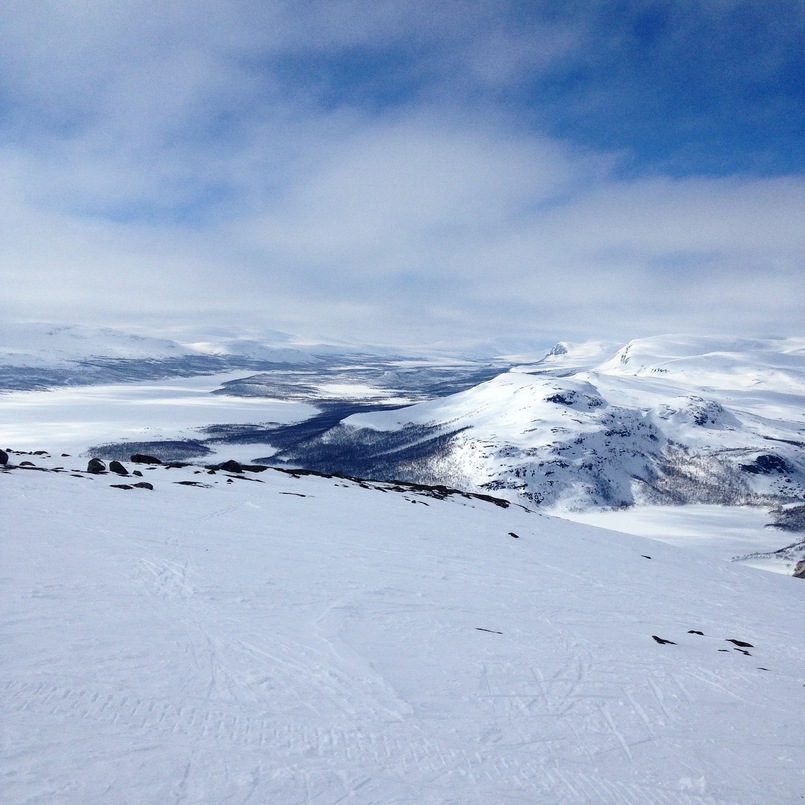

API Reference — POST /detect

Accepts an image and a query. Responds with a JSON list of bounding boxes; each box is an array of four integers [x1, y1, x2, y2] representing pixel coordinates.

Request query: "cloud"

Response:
[[0, 2, 803, 347]]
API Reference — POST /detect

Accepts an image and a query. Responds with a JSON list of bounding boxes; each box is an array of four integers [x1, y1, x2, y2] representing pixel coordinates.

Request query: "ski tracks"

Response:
[[2, 677, 421, 761], [136, 556, 195, 599], [0, 664, 764, 803]]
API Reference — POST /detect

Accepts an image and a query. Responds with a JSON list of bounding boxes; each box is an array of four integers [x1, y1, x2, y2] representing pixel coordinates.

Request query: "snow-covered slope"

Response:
[[598, 335, 805, 393], [0, 323, 195, 366], [0, 323, 483, 374], [339, 336, 805, 511], [2, 451, 803, 804], [0, 372, 317, 458], [0, 323, 323, 375]]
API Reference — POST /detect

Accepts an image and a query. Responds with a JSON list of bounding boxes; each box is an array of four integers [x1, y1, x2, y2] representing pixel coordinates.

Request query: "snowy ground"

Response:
[[0, 372, 315, 456], [559, 505, 798, 574], [2, 452, 804, 804]]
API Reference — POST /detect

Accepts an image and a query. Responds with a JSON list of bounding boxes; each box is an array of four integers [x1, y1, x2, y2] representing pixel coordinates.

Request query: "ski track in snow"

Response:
[[2, 459, 804, 804]]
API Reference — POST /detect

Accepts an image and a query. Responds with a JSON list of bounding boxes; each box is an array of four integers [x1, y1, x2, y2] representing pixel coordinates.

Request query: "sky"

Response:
[[1, 1, 803, 350]]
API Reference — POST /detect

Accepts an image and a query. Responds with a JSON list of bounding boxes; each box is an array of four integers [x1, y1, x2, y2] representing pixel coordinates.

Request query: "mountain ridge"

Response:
[[268, 335, 805, 516]]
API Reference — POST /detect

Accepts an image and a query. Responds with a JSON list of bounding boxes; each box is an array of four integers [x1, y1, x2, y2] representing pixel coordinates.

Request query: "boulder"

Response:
[[131, 454, 162, 464], [0, 449, 8, 465], [133, 481, 154, 490], [109, 460, 129, 476], [87, 458, 107, 474], [218, 459, 244, 474]]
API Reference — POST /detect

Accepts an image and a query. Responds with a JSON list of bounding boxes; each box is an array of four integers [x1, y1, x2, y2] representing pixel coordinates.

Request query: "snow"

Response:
[[0, 323, 360, 368], [0, 323, 196, 366], [344, 335, 805, 511], [180, 338, 321, 364], [0, 322, 462, 370], [2, 453, 804, 804], [597, 335, 805, 394], [0, 373, 315, 456], [560, 504, 796, 573]]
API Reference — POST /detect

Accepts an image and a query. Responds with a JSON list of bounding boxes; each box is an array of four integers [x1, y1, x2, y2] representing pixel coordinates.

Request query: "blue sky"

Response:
[[1, 1, 803, 349]]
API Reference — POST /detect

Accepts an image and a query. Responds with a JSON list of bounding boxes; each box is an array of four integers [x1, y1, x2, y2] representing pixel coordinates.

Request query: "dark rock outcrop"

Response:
[[87, 458, 107, 474], [0, 449, 8, 465], [109, 460, 129, 476], [131, 454, 162, 464], [218, 459, 244, 473], [111, 481, 153, 490], [741, 454, 791, 475]]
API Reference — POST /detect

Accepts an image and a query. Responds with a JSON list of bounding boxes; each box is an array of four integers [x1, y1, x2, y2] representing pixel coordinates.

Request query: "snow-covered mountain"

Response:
[[288, 336, 805, 513], [5, 327, 802, 526], [2, 450, 803, 804], [0, 323, 330, 387], [3, 328, 804, 574], [0, 322, 485, 375], [0, 323, 196, 366]]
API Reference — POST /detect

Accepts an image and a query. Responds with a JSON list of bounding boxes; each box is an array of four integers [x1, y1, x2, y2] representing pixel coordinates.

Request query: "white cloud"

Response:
[[3, 106, 804, 345], [0, 3, 802, 347]]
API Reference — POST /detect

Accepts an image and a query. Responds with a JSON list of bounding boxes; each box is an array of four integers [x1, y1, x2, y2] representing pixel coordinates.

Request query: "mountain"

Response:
[[2, 327, 803, 574], [270, 336, 805, 514], [0, 323, 508, 395], [0, 323, 195, 366], [0, 322, 494, 376], [0, 323, 336, 391], [2, 450, 803, 804]]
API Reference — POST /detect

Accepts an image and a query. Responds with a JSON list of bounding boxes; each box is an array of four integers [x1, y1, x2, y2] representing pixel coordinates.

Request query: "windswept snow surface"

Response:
[[2, 453, 804, 804]]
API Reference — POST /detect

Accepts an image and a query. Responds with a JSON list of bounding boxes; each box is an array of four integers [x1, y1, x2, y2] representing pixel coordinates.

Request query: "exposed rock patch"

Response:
[[218, 459, 244, 473], [741, 454, 792, 475], [131, 454, 162, 465]]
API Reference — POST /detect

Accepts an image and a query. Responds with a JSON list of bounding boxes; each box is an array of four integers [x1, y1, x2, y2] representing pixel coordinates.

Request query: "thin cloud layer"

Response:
[[1, 2, 803, 347]]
